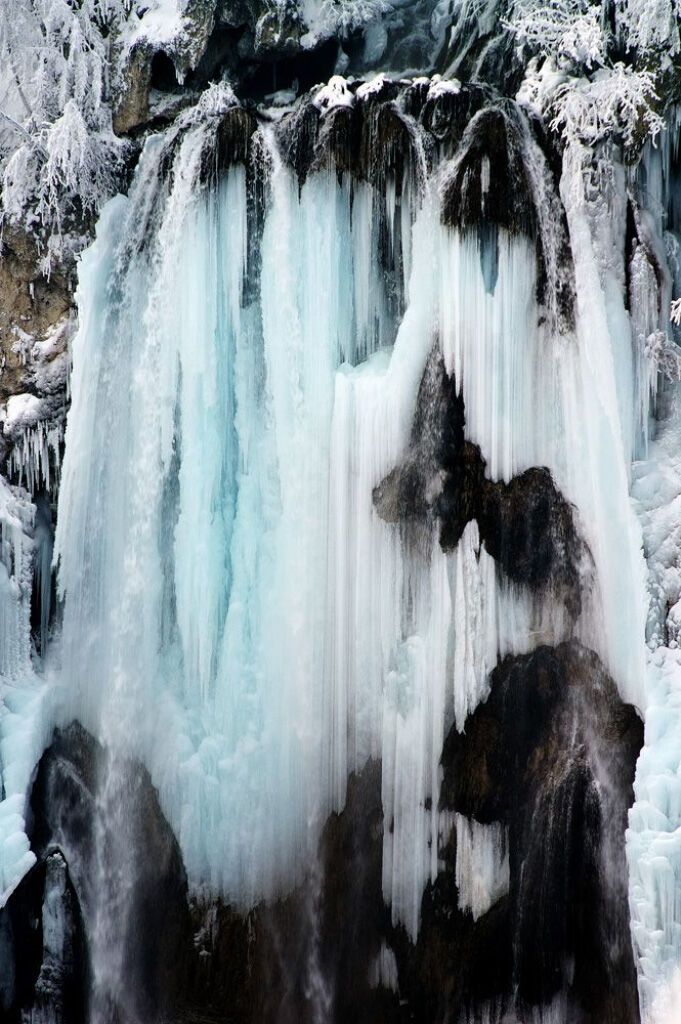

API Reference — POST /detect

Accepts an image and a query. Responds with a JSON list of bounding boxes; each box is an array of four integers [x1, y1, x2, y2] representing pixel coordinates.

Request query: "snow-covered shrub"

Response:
[[616, 0, 681, 59], [645, 329, 681, 382], [0, 0, 131, 264], [510, 0, 606, 68], [510, 0, 675, 151], [548, 63, 664, 148]]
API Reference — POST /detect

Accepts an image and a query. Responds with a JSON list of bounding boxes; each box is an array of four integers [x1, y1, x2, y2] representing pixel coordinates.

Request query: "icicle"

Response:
[[7, 420, 64, 495], [45, 80, 653, 963], [0, 475, 51, 906], [454, 813, 509, 921]]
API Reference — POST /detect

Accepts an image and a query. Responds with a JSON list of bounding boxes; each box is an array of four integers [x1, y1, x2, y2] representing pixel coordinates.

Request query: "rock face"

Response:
[[2, 724, 191, 1024], [440, 642, 643, 1022], [374, 348, 585, 613], [2, 688, 641, 1024], [0, 848, 87, 1024], [0, 228, 71, 407]]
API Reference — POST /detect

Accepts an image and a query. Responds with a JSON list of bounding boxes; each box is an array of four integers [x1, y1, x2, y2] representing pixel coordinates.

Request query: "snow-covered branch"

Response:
[[510, 0, 676, 150], [0, 0, 132, 263]]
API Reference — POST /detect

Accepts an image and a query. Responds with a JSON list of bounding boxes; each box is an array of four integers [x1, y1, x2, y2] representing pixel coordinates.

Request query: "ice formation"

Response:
[[44, 83, 644, 945], [2, 1, 681, 1020]]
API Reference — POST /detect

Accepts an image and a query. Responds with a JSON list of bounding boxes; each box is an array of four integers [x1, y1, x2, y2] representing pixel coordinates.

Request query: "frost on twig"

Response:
[[646, 329, 681, 382], [509, 0, 674, 151], [548, 64, 664, 148], [0, 0, 132, 267], [509, 0, 606, 68]]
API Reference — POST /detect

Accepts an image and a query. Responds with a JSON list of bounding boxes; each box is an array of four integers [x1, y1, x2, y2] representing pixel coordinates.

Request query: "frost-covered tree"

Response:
[[0, 0, 133, 266], [616, 0, 681, 59], [511, 0, 606, 67], [509, 0, 675, 150]]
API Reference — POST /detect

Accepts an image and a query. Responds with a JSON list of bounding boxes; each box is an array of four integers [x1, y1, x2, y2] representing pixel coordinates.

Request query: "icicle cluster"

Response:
[[41, 84, 648, 955]]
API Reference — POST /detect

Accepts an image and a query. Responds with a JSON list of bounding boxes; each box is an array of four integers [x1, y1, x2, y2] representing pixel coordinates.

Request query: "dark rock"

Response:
[[2, 703, 642, 1024], [418, 83, 491, 152], [441, 105, 537, 238], [277, 93, 420, 191], [25, 723, 192, 1024], [0, 849, 88, 1024], [477, 466, 584, 610], [374, 349, 585, 612], [254, 2, 302, 58], [251, 761, 398, 1024], [440, 641, 643, 1022], [203, 107, 260, 178]]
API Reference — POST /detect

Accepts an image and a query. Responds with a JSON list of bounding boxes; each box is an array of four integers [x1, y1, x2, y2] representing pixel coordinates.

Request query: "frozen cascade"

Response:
[[453, 813, 509, 921], [0, 473, 51, 906], [0, 64, 673, 1020], [49, 92, 646, 934], [624, 121, 681, 1024]]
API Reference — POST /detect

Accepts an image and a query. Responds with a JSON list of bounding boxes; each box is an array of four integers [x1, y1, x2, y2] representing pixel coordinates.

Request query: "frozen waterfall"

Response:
[[0, 66, 680, 1024]]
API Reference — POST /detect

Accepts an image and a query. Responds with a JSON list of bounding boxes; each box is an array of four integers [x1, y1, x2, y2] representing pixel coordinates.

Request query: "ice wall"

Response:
[[47, 85, 649, 956], [0, 477, 51, 905], [623, 125, 681, 1024]]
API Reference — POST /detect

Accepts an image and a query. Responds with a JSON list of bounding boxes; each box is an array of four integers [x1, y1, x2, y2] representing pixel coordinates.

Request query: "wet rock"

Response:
[[183, 899, 254, 1022], [251, 761, 397, 1024], [278, 91, 420, 191], [392, 884, 513, 1024], [25, 723, 192, 1024], [374, 350, 585, 611], [3, 709, 641, 1024], [439, 1, 521, 95], [441, 105, 537, 237], [202, 106, 260, 178], [417, 82, 491, 151], [477, 465, 583, 607], [254, 2, 302, 58], [440, 641, 643, 1022], [0, 849, 88, 1024], [373, 348, 463, 527], [28, 851, 88, 1024]]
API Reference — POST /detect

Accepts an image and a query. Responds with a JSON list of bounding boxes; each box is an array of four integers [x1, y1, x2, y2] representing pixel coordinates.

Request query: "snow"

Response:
[[313, 75, 355, 113], [126, 0, 187, 50], [356, 73, 391, 100], [2, 394, 44, 437], [427, 74, 461, 100]]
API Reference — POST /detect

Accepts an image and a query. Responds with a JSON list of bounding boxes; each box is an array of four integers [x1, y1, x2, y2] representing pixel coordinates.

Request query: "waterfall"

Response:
[[39, 79, 650, 1017], [0, 17, 681, 1020]]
